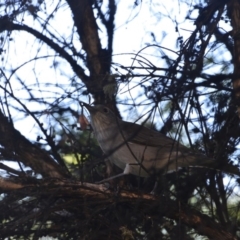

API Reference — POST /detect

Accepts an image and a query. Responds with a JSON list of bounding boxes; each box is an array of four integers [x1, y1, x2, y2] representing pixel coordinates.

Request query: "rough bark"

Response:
[[66, 0, 117, 106], [0, 110, 68, 178], [0, 177, 236, 240], [228, 0, 240, 117]]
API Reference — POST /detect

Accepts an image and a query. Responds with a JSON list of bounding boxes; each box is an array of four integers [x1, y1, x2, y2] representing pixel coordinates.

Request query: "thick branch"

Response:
[[0, 111, 67, 178], [228, 0, 240, 117], [94, 0, 116, 57], [66, 0, 115, 104], [67, 0, 108, 75], [0, 177, 236, 240]]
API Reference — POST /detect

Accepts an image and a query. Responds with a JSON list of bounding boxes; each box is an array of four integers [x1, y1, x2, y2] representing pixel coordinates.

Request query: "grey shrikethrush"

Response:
[[81, 103, 213, 180]]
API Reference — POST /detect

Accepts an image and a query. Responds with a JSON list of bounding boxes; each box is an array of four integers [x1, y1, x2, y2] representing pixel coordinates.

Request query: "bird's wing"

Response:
[[121, 121, 214, 167], [121, 121, 187, 150]]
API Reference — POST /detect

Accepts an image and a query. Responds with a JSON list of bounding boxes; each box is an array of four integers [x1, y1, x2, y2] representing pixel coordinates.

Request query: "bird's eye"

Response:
[[103, 107, 109, 113]]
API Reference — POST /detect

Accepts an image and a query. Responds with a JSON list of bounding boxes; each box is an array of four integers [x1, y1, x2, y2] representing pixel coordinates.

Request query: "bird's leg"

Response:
[[150, 179, 159, 195], [95, 163, 132, 184], [150, 171, 166, 195]]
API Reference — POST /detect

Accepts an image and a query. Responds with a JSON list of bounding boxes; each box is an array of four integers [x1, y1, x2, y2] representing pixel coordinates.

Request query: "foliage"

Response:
[[0, 0, 239, 239]]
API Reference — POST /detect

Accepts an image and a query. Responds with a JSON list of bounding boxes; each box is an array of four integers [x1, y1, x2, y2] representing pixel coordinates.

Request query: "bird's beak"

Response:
[[80, 102, 95, 113]]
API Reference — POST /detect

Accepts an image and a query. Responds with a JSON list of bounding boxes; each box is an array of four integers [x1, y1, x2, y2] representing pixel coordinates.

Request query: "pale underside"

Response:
[[92, 118, 211, 178]]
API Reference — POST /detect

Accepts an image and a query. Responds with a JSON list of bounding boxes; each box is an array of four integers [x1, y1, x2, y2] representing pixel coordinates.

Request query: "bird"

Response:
[[81, 103, 213, 182]]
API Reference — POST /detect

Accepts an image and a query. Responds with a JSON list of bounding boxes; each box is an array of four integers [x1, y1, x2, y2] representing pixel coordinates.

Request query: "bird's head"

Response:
[[80, 102, 119, 132]]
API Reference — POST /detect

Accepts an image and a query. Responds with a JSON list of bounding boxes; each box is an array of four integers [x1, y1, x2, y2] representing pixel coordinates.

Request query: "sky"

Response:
[[0, 1, 199, 177], [1, 0, 238, 198], [1, 3, 239, 238], [0, 0, 229, 156], [3, 1, 194, 135]]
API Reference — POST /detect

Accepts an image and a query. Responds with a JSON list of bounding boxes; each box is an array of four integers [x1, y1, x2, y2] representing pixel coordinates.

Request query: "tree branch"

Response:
[[0, 16, 89, 83], [227, 0, 240, 117], [0, 177, 236, 240], [66, 0, 116, 105], [0, 110, 68, 178]]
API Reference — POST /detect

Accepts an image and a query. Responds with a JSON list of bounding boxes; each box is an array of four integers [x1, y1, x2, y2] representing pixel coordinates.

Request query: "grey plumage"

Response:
[[82, 103, 213, 178]]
